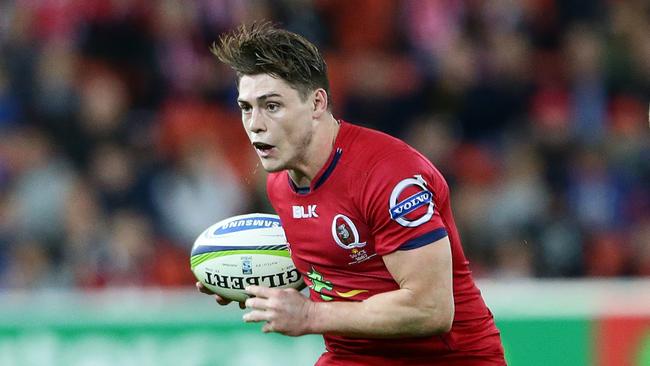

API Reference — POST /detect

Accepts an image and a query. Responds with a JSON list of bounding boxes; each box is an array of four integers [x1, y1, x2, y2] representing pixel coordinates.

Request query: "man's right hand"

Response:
[[195, 281, 246, 309]]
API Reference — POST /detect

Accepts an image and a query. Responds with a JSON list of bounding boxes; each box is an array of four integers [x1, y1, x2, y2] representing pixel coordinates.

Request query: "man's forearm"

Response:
[[307, 287, 454, 338]]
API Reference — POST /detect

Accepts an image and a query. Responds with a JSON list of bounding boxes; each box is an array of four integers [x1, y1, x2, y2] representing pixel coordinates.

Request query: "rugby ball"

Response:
[[190, 213, 303, 302]]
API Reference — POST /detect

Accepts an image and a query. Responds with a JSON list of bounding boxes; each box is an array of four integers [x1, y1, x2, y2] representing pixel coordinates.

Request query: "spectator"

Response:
[[0, 0, 648, 288]]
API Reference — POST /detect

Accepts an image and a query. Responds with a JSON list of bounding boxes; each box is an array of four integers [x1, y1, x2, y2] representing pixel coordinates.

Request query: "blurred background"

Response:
[[0, 0, 648, 365]]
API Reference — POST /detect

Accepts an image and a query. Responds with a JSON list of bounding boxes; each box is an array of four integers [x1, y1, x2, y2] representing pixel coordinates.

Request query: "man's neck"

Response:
[[288, 115, 340, 188]]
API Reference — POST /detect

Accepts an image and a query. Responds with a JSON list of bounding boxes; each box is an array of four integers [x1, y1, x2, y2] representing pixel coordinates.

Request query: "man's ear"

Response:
[[312, 88, 328, 118]]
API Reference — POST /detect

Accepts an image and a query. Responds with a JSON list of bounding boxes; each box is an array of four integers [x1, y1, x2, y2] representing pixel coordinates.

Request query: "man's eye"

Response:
[[240, 105, 252, 113], [267, 103, 280, 112]]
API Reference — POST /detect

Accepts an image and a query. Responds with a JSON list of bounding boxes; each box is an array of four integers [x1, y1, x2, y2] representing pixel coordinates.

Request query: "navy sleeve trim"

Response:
[[399, 228, 448, 251]]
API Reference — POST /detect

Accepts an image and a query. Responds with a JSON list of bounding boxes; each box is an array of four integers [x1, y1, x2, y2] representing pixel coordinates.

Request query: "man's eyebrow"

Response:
[[237, 93, 282, 104]]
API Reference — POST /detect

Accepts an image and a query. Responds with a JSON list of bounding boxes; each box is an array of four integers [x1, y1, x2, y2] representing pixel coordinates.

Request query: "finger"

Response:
[[262, 322, 275, 333], [245, 285, 281, 299], [243, 310, 271, 323], [245, 296, 269, 310], [214, 295, 232, 306], [196, 282, 215, 295]]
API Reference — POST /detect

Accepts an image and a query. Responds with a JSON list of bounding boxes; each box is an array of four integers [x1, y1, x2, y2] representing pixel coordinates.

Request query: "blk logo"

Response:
[[293, 205, 318, 219]]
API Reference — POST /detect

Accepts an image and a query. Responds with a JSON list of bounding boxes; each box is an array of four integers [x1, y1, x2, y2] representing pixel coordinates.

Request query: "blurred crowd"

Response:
[[0, 0, 648, 290]]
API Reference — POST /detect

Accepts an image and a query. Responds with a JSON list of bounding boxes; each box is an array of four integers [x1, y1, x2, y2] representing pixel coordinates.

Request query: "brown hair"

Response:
[[211, 21, 331, 108]]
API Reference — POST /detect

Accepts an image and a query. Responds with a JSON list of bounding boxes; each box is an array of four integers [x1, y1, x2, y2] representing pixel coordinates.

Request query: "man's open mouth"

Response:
[[253, 142, 275, 152]]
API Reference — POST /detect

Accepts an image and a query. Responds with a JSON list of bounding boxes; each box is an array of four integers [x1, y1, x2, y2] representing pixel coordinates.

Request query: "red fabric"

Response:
[[316, 349, 507, 365], [267, 121, 505, 362]]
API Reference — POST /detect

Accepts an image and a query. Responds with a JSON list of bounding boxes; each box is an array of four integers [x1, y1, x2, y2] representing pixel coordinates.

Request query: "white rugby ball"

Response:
[[190, 213, 303, 302]]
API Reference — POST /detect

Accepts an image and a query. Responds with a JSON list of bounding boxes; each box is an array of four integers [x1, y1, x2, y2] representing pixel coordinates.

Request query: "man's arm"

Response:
[[243, 236, 454, 338]]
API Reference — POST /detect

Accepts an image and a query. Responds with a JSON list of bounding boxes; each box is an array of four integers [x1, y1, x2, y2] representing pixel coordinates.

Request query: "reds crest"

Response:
[[331, 214, 366, 250]]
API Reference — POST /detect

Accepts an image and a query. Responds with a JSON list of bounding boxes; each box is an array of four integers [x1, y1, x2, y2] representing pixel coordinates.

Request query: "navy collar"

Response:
[[289, 148, 343, 195]]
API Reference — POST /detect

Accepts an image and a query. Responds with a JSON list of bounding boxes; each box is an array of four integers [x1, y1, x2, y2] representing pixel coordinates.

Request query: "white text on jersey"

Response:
[[293, 205, 318, 219]]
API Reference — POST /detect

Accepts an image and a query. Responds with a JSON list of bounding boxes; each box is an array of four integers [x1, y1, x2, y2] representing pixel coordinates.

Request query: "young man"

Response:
[[198, 22, 506, 365]]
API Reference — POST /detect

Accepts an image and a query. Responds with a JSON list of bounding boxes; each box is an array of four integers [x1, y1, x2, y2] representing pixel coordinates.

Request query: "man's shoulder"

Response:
[[344, 122, 405, 148], [341, 123, 446, 194], [341, 122, 422, 167]]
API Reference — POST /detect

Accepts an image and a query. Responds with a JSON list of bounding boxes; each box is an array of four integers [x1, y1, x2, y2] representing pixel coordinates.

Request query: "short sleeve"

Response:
[[360, 148, 449, 256]]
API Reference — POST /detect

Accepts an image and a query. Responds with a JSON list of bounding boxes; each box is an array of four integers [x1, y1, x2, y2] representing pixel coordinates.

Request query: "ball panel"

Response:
[[190, 249, 291, 270], [190, 244, 288, 257], [209, 217, 282, 236], [203, 213, 282, 237], [192, 253, 302, 302], [190, 213, 303, 302]]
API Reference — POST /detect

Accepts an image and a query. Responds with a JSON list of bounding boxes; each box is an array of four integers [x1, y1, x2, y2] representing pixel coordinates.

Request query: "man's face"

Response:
[[237, 74, 314, 173]]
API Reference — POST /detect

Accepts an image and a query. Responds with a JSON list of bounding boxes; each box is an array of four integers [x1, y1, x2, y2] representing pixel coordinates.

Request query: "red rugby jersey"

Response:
[[267, 121, 505, 363]]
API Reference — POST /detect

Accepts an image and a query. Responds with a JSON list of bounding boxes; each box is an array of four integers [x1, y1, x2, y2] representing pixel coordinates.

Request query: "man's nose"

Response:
[[248, 108, 266, 133]]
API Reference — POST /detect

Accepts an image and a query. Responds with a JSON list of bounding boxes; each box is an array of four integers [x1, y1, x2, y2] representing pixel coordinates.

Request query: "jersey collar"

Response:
[[288, 120, 347, 195]]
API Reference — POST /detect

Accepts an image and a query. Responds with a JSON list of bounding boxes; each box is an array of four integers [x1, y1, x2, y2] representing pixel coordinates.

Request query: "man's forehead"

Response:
[[239, 74, 288, 96], [238, 74, 300, 101]]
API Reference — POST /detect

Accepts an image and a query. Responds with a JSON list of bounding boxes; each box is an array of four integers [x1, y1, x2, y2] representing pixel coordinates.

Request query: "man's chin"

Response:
[[259, 161, 285, 173]]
